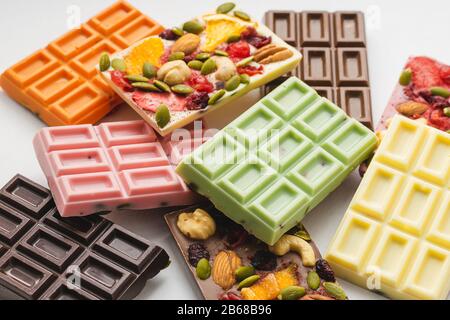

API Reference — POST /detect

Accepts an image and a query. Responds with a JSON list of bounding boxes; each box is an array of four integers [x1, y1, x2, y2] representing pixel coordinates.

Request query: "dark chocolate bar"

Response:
[[262, 11, 373, 129], [0, 175, 169, 300]]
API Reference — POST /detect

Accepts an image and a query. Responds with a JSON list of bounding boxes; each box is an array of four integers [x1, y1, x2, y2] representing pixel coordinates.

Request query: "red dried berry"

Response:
[[406, 56, 443, 89], [315, 259, 336, 282], [251, 250, 277, 271], [241, 27, 272, 49], [219, 292, 242, 300], [226, 41, 251, 62], [237, 65, 264, 76], [188, 71, 214, 93], [159, 29, 180, 41], [188, 243, 210, 267], [111, 70, 134, 92], [185, 92, 210, 110]]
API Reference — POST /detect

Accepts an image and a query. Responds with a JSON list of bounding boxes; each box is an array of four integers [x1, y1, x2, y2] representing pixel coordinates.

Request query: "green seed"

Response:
[[201, 58, 217, 75], [196, 53, 211, 61], [444, 107, 450, 117], [154, 80, 171, 93], [183, 20, 204, 34], [172, 27, 184, 37], [126, 75, 150, 83], [399, 68, 412, 86], [111, 58, 126, 72], [215, 50, 229, 57], [238, 275, 260, 290], [278, 286, 306, 300], [208, 90, 226, 105], [99, 53, 110, 72], [225, 75, 241, 91], [217, 2, 236, 14], [143, 62, 157, 79], [240, 74, 250, 84], [234, 10, 251, 21], [295, 230, 311, 242], [430, 86, 450, 98], [188, 60, 204, 71], [227, 35, 241, 43], [236, 56, 254, 67], [447, 130, 450, 134], [323, 282, 347, 300], [307, 271, 321, 290], [169, 51, 186, 61], [235, 266, 255, 282], [195, 258, 211, 280], [132, 82, 161, 92], [171, 84, 194, 95]]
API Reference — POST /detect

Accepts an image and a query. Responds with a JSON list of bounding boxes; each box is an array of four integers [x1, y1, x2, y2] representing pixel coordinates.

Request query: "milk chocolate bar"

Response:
[[0, 175, 169, 300], [263, 11, 373, 129]]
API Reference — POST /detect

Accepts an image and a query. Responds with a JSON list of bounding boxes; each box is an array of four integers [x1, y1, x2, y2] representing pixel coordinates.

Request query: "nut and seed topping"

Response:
[[196, 258, 211, 280], [225, 75, 241, 91], [399, 68, 412, 86], [234, 10, 251, 21], [111, 58, 127, 72], [143, 62, 157, 78], [208, 89, 226, 105], [183, 20, 204, 35], [155, 104, 171, 128], [171, 84, 194, 95], [217, 2, 236, 14], [99, 53, 111, 72]]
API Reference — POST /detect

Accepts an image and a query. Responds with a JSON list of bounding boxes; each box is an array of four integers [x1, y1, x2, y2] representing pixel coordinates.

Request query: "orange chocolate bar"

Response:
[[0, 1, 164, 126]]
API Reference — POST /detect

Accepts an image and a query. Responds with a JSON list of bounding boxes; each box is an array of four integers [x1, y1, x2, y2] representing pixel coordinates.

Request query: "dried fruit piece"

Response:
[[155, 104, 171, 128], [159, 29, 180, 41], [112, 58, 127, 72], [177, 209, 216, 240], [185, 92, 210, 110], [99, 53, 110, 72], [183, 20, 204, 35], [238, 275, 260, 290], [212, 251, 242, 290], [208, 89, 226, 105], [396, 101, 428, 116], [241, 26, 271, 49], [217, 2, 236, 14], [235, 266, 255, 282], [399, 68, 412, 86], [278, 286, 305, 300], [125, 38, 164, 74], [323, 282, 347, 300], [196, 258, 211, 280], [188, 243, 210, 267], [315, 259, 336, 282], [251, 250, 277, 271], [307, 271, 321, 290]]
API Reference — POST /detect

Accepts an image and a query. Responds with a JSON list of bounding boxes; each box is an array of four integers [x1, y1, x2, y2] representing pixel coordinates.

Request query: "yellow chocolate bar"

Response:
[[326, 115, 450, 300]]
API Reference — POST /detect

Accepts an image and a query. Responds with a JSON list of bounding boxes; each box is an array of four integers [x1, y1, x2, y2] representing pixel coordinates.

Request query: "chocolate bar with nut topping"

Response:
[[262, 11, 373, 129], [0, 175, 169, 300]]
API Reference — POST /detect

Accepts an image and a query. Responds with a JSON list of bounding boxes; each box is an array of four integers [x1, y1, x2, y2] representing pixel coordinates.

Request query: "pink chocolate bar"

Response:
[[33, 120, 205, 217]]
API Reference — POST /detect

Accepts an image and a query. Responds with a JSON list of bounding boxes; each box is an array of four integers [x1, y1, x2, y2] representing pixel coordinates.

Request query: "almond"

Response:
[[212, 251, 241, 290], [259, 48, 294, 65], [395, 101, 428, 116], [171, 33, 201, 55], [301, 294, 334, 300]]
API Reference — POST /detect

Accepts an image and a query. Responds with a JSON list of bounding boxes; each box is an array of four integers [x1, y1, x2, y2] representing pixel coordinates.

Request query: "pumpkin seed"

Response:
[[143, 62, 157, 78], [227, 35, 241, 43], [399, 68, 412, 86], [240, 74, 250, 84], [172, 27, 184, 37], [188, 60, 204, 71], [183, 20, 204, 35], [238, 275, 260, 290], [236, 56, 254, 67], [196, 258, 211, 280], [196, 53, 211, 61], [132, 82, 161, 92], [307, 271, 321, 290], [323, 282, 347, 300], [225, 75, 241, 91], [430, 86, 450, 98], [99, 53, 110, 72], [171, 84, 194, 95], [111, 58, 126, 72], [295, 230, 311, 241], [154, 80, 171, 93], [208, 90, 226, 105], [235, 266, 255, 282], [234, 10, 251, 21], [169, 52, 186, 61], [444, 107, 450, 117], [215, 50, 229, 57], [201, 58, 217, 75], [278, 286, 306, 300], [126, 75, 150, 83], [217, 2, 236, 14]]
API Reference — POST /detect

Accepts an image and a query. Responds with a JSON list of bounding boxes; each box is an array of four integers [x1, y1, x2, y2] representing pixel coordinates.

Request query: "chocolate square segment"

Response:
[[40, 280, 99, 300], [0, 175, 53, 220], [264, 11, 297, 46], [0, 203, 33, 245], [299, 12, 331, 47], [333, 12, 366, 47]]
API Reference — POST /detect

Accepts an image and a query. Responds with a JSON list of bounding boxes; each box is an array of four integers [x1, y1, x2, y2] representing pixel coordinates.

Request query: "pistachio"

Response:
[[196, 53, 211, 61], [154, 80, 171, 93], [132, 82, 161, 92], [430, 86, 450, 98], [235, 266, 255, 282], [125, 75, 150, 83], [225, 75, 241, 91], [236, 56, 254, 67], [234, 10, 251, 21], [208, 90, 226, 105], [278, 286, 306, 300], [183, 20, 204, 35], [172, 33, 201, 55], [215, 50, 229, 57], [238, 275, 260, 290], [399, 68, 412, 86], [323, 282, 347, 300], [217, 2, 236, 14], [169, 51, 186, 61], [188, 60, 204, 71], [444, 107, 450, 117], [196, 258, 211, 280], [99, 53, 110, 72], [155, 104, 171, 128], [295, 230, 311, 242], [172, 27, 184, 37], [307, 271, 321, 290], [143, 62, 157, 78], [227, 35, 241, 43], [172, 84, 194, 95], [201, 58, 217, 75], [240, 74, 250, 84], [111, 58, 126, 72]]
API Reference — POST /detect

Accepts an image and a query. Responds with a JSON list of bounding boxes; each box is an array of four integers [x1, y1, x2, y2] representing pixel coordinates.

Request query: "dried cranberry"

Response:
[[188, 71, 214, 93], [226, 41, 251, 62], [219, 292, 242, 300], [188, 243, 210, 267], [159, 29, 180, 41], [251, 250, 277, 271], [241, 27, 272, 49], [110, 70, 133, 92], [315, 259, 336, 282], [185, 92, 209, 110], [224, 226, 248, 249], [237, 65, 264, 76]]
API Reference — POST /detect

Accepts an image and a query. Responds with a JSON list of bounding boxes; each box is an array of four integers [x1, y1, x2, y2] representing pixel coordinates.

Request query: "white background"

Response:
[[0, 0, 449, 300]]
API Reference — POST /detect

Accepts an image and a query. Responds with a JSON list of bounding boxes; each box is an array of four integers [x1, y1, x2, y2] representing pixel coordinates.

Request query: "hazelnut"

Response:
[[177, 209, 216, 240]]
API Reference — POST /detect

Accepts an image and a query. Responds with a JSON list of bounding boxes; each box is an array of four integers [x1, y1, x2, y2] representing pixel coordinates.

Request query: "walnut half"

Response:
[[177, 209, 216, 240]]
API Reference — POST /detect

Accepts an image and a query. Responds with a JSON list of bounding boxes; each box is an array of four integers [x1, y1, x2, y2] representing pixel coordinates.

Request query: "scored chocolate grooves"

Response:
[[0, 175, 169, 300], [263, 11, 373, 129]]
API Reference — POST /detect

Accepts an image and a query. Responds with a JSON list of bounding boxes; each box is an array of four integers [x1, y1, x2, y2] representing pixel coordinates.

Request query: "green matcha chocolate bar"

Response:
[[177, 77, 377, 245]]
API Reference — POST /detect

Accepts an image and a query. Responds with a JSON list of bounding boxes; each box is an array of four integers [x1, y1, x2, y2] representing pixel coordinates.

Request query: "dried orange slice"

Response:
[[125, 38, 164, 75]]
